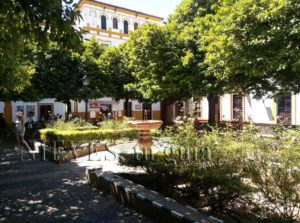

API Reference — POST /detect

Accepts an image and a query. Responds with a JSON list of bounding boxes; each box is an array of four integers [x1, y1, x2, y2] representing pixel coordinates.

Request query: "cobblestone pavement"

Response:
[[0, 144, 153, 223]]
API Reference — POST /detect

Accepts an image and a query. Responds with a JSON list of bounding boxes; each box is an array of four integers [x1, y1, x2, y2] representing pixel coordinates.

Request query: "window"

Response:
[[124, 20, 129, 34], [134, 22, 139, 30], [277, 95, 291, 124], [193, 97, 202, 117], [101, 15, 107, 30], [113, 18, 118, 29], [232, 95, 243, 121]]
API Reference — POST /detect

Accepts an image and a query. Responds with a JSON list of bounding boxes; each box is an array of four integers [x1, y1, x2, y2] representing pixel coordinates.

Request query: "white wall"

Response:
[[244, 95, 252, 122], [220, 94, 231, 121], [11, 99, 66, 122], [0, 102, 4, 114], [152, 102, 160, 111], [295, 94, 300, 125], [249, 96, 273, 124], [201, 98, 209, 120], [132, 101, 142, 112]]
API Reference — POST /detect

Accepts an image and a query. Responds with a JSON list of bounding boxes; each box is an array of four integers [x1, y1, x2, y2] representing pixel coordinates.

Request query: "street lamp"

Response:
[[81, 75, 90, 121]]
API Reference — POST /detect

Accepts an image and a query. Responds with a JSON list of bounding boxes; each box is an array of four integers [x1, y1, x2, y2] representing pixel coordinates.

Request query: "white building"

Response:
[[189, 93, 298, 127]]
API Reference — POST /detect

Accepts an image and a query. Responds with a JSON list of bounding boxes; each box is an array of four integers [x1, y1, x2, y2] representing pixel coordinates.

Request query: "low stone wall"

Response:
[[86, 169, 223, 223]]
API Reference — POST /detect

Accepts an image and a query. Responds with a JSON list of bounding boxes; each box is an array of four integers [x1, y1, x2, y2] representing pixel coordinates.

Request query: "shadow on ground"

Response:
[[0, 143, 152, 223]]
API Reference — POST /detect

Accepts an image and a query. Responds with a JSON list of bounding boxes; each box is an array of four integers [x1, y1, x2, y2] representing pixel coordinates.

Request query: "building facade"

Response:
[[189, 93, 300, 126]]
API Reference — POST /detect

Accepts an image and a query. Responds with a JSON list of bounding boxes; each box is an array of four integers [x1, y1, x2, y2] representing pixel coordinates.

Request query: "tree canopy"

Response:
[[203, 0, 300, 96], [32, 39, 107, 112], [100, 45, 139, 101], [0, 0, 82, 98], [124, 24, 195, 103]]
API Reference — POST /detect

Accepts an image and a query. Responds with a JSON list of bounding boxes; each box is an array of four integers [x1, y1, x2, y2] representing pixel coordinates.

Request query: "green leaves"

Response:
[[32, 39, 108, 105], [0, 0, 82, 98], [99, 45, 139, 101], [124, 24, 194, 102], [204, 0, 300, 95]]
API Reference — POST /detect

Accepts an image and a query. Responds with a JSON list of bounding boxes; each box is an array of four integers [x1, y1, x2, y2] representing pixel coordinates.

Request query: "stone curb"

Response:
[[86, 169, 223, 223]]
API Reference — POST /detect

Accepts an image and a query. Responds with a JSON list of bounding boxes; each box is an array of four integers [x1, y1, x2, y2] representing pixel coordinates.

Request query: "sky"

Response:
[[81, 0, 183, 19]]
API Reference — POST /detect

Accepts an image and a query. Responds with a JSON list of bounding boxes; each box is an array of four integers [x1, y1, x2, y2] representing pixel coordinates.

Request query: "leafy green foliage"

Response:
[[76, 39, 110, 100], [33, 46, 83, 103], [99, 119, 130, 130], [125, 24, 193, 102], [41, 118, 136, 143], [40, 128, 137, 143], [46, 120, 96, 130], [0, 0, 82, 97], [100, 45, 139, 101], [121, 123, 300, 221], [203, 0, 300, 96], [32, 39, 107, 108]]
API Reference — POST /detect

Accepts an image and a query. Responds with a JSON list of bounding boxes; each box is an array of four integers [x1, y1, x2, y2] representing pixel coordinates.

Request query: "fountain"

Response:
[[128, 120, 162, 150]]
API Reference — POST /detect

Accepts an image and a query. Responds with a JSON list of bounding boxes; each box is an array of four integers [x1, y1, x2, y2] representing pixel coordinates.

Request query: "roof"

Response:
[[77, 0, 164, 22]]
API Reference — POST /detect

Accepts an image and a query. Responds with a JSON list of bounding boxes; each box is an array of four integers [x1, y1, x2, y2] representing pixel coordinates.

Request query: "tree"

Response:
[[100, 45, 139, 116], [32, 47, 82, 113], [32, 39, 107, 113], [125, 0, 224, 124], [203, 0, 300, 96], [125, 24, 194, 103], [0, 0, 82, 98], [168, 0, 227, 124]]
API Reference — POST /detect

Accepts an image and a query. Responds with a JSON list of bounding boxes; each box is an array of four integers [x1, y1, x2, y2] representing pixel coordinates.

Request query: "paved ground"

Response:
[[0, 143, 153, 223]]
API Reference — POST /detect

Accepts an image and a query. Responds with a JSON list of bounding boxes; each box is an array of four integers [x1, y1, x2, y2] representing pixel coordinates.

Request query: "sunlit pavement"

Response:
[[0, 143, 152, 223]]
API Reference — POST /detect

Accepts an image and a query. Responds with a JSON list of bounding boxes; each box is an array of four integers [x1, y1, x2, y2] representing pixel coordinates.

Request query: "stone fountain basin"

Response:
[[128, 120, 162, 131]]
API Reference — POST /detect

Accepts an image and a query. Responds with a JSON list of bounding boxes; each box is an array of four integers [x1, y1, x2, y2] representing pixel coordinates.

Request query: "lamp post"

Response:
[[81, 75, 90, 121]]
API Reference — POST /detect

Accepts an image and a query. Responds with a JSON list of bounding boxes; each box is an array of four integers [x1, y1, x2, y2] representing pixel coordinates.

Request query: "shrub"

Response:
[[121, 122, 300, 222], [99, 119, 130, 130], [244, 142, 300, 221], [40, 128, 138, 143], [46, 119, 94, 130], [122, 122, 252, 212]]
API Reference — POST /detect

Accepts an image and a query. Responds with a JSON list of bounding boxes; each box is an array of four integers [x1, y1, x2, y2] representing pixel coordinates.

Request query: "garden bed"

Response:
[[120, 123, 300, 223], [117, 173, 258, 223]]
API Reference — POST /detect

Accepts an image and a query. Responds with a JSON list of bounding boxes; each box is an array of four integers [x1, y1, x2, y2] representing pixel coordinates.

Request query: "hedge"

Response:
[[40, 128, 138, 143]]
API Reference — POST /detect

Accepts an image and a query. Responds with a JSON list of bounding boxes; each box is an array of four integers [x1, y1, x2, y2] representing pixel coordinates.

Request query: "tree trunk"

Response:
[[207, 94, 220, 125], [160, 100, 172, 125], [66, 100, 72, 114], [124, 97, 129, 117]]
